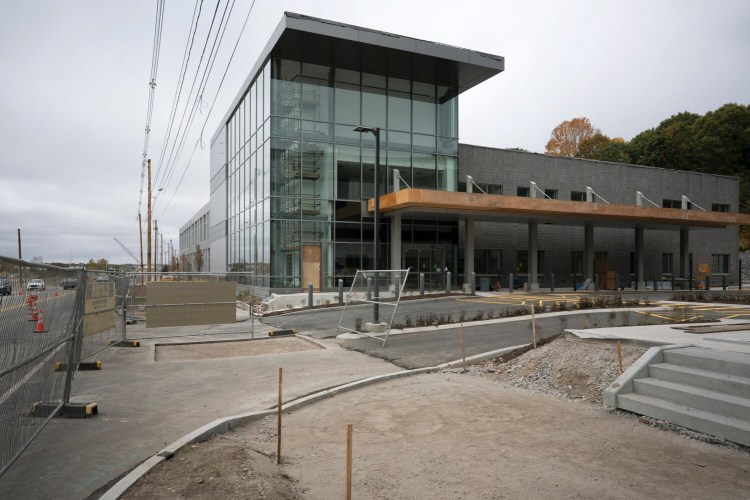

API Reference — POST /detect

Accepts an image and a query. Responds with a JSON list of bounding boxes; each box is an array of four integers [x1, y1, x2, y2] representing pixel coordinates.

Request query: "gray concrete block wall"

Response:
[[459, 145, 741, 285]]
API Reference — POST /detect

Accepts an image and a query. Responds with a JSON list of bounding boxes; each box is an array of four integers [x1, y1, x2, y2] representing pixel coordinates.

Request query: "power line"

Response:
[[154, 0, 224, 193], [153, 0, 203, 188], [158, 0, 258, 217], [155, 0, 238, 208], [137, 0, 166, 216]]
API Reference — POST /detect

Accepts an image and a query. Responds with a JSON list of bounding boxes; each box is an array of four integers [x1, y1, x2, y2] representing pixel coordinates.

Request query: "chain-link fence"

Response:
[[80, 271, 127, 359], [123, 272, 257, 340], [0, 256, 84, 477]]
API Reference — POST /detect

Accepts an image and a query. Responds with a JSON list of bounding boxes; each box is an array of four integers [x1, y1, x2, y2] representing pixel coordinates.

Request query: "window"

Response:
[[595, 251, 608, 262], [571, 251, 583, 275], [474, 249, 502, 274], [487, 184, 503, 195], [662, 253, 673, 274], [712, 203, 730, 212], [517, 186, 530, 197], [544, 189, 558, 200], [516, 250, 545, 274], [663, 199, 692, 209], [571, 191, 586, 202], [711, 254, 729, 274]]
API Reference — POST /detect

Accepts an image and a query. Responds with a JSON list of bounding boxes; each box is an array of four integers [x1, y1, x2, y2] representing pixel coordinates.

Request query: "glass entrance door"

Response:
[[404, 246, 445, 290]]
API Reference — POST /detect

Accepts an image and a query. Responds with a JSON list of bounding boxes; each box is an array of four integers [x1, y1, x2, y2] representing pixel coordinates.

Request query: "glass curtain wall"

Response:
[[227, 56, 459, 289]]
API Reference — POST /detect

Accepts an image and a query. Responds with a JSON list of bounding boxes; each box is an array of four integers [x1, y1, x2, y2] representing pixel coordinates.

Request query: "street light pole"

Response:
[[353, 126, 381, 324]]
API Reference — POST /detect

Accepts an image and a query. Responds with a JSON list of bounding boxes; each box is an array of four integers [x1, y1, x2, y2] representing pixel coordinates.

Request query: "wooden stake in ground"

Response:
[[460, 322, 467, 372], [277, 367, 283, 465], [346, 423, 353, 500], [530, 304, 537, 349], [616, 341, 623, 375]]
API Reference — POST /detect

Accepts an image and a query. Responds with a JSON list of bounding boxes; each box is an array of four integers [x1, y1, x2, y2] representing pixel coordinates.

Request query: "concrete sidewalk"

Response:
[[568, 318, 750, 354], [0, 327, 401, 499]]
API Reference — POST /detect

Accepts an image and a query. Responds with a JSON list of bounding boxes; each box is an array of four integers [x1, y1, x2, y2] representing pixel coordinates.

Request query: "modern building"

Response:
[[178, 202, 211, 272], [180, 12, 750, 294]]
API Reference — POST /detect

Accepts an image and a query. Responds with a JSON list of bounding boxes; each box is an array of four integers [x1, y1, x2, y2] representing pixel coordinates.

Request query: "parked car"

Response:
[[61, 278, 78, 290], [27, 279, 46, 291], [0, 279, 11, 295]]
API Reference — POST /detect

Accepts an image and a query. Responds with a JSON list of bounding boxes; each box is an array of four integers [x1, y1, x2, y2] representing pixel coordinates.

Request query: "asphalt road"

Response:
[[259, 293, 676, 370], [261, 292, 673, 337]]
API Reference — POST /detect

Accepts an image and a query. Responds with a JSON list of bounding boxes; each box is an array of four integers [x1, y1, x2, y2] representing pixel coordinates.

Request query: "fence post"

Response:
[[395, 275, 401, 300], [740, 259, 743, 290], [509, 272, 514, 294], [594, 272, 599, 292], [706, 275, 710, 292], [446, 272, 452, 295], [63, 269, 88, 404], [338, 279, 344, 305], [307, 283, 313, 308], [419, 273, 425, 296], [550, 272, 554, 292], [722, 274, 726, 291], [689, 255, 693, 291], [471, 272, 476, 296], [615, 272, 620, 291], [367, 277, 373, 300]]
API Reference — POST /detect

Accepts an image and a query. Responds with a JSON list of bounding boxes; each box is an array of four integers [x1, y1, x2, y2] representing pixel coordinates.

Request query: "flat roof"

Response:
[[372, 189, 750, 230], [212, 12, 504, 143]]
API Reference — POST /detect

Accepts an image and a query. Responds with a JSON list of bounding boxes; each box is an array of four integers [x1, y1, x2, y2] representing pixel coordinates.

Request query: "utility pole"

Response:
[[147, 159, 152, 281], [160, 232, 164, 271], [154, 219, 159, 277], [138, 213, 144, 284]]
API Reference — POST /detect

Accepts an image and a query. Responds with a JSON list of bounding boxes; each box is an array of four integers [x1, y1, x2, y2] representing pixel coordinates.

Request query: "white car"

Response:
[[27, 279, 46, 291]]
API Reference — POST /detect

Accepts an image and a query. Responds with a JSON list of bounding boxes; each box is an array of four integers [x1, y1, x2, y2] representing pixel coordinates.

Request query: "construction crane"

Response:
[[114, 237, 140, 265]]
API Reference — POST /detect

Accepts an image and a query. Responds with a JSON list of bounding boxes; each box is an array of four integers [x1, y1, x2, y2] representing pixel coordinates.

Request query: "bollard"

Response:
[[395, 275, 401, 300], [671, 274, 675, 291], [338, 279, 344, 305], [471, 272, 476, 296], [706, 275, 710, 292], [367, 277, 372, 301], [419, 273, 425, 296], [594, 273, 599, 292], [653, 274, 657, 291], [550, 272, 554, 292], [509, 272, 514, 294], [307, 283, 313, 308], [722, 274, 726, 291], [446, 272, 452, 294]]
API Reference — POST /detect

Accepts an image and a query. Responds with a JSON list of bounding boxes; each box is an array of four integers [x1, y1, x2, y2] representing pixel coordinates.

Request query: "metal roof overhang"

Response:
[[370, 189, 750, 231]]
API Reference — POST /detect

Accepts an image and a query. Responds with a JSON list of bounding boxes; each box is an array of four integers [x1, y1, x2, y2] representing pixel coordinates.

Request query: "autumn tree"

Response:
[[545, 117, 600, 157]]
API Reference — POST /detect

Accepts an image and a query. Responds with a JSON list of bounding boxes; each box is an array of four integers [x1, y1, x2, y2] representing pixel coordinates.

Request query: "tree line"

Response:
[[545, 104, 750, 213]]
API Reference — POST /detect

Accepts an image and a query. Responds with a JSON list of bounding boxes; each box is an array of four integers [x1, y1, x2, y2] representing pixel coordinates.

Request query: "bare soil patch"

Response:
[[155, 337, 320, 362], [123, 337, 750, 499]]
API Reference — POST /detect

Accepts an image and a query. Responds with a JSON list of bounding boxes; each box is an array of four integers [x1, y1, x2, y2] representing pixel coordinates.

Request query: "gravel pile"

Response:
[[461, 335, 647, 405]]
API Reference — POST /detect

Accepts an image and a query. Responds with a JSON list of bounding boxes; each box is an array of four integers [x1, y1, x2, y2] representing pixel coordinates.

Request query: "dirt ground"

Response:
[[122, 337, 750, 499], [154, 336, 320, 362]]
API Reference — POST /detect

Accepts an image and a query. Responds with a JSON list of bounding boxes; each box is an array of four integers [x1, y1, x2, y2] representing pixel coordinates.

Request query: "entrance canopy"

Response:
[[372, 189, 750, 230]]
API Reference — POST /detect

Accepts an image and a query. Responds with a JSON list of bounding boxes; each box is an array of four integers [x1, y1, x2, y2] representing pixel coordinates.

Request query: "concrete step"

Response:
[[663, 347, 750, 378], [649, 363, 750, 399], [633, 377, 750, 420], [617, 392, 750, 447]]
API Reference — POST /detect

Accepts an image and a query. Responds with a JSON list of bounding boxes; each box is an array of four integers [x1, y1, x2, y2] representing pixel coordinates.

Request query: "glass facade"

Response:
[[226, 57, 459, 289]]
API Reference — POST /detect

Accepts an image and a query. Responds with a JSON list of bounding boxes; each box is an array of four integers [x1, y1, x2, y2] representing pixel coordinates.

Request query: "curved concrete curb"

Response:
[[100, 343, 524, 499]]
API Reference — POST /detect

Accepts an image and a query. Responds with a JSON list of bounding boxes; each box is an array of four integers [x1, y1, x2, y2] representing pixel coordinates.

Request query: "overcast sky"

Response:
[[1, 0, 748, 264]]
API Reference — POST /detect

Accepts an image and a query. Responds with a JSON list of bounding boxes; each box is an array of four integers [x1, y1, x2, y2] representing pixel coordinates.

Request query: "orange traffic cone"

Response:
[[54, 289, 59, 297], [30, 307, 39, 321], [35, 311, 46, 333]]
